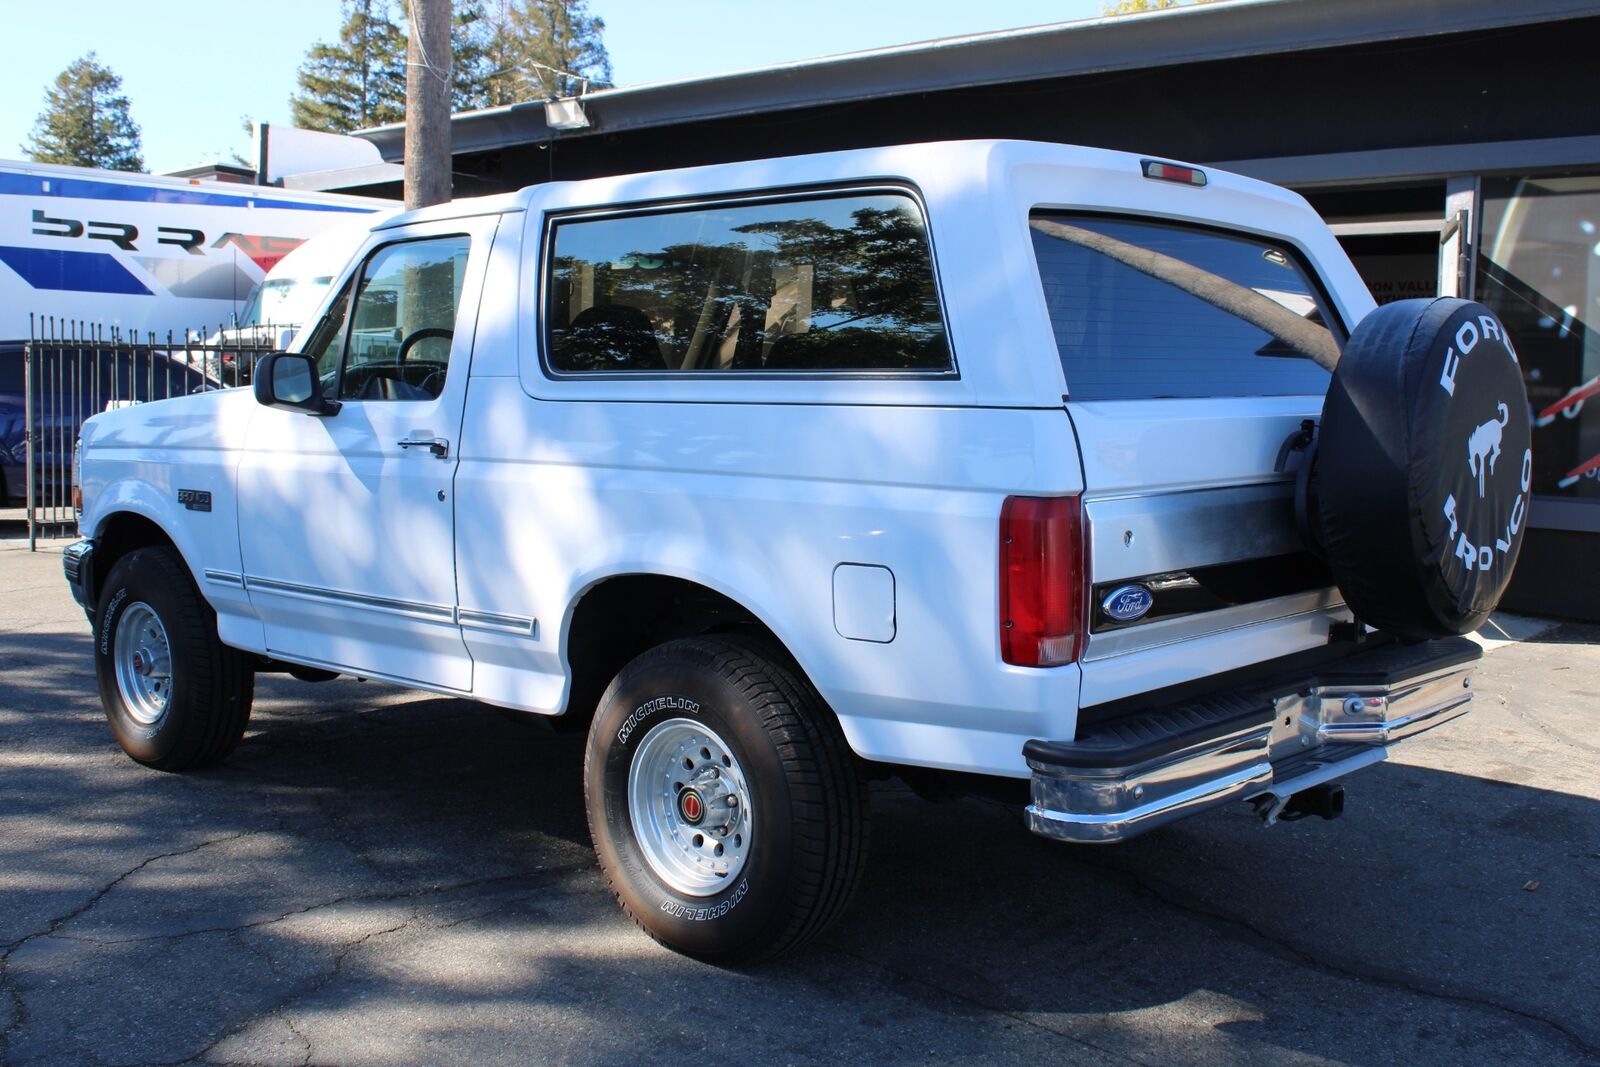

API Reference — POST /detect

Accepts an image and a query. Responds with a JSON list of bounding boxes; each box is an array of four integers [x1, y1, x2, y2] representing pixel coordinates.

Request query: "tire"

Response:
[[94, 546, 255, 770], [1314, 298, 1532, 640], [584, 637, 868, 962]]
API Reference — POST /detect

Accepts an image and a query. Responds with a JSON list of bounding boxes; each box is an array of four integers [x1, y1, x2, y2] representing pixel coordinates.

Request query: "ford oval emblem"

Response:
[[1102, 584, 1154, 623]]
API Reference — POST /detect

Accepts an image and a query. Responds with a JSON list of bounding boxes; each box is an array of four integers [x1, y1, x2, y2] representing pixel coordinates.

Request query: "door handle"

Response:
[[398, 435, 449, 458]]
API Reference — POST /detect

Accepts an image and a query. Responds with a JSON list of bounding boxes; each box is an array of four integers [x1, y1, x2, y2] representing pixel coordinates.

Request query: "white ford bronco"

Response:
[[63, 141, 1531, 961]]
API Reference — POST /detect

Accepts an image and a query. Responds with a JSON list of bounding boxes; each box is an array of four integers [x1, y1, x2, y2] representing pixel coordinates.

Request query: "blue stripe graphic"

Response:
[[0, 171, 378, 213], [0, 245, 153, 296]]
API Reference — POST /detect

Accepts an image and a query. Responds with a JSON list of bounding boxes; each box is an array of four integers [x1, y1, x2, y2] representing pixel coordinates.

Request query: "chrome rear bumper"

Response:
[[1024, 637, 1479, 844]]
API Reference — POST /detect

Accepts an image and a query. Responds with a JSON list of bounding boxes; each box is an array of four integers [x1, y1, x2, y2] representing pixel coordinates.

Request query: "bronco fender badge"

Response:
[[1101, 584, 1154, 623]]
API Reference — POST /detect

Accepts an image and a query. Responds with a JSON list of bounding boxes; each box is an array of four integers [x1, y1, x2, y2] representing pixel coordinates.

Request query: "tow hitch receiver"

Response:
[[1253, 782, 1345, 826]]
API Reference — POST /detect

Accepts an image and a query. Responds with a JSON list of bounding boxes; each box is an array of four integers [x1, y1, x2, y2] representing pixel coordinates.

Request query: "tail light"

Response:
[[999, 495, 1084, 667]]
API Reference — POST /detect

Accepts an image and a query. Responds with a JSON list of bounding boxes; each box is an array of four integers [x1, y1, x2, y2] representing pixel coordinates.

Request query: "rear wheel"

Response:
[[584, 637, 868, 962], [94, 546, 254, 770]]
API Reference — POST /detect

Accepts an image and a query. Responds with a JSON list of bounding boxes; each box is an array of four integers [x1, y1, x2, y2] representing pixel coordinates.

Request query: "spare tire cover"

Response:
[[1317, 297, 1531, 640]]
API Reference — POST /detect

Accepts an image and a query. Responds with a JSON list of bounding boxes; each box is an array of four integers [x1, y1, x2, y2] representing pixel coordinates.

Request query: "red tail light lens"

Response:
[[999, 495, 1083, 667]]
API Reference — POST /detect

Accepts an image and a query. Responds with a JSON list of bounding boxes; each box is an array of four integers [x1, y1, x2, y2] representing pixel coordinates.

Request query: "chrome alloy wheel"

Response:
[[113, 602, 174, 726], [627, 717, 754, 896]]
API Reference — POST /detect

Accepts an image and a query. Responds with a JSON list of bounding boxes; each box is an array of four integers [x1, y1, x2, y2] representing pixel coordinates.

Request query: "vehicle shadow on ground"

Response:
[[4, 626, 1597, 1065]]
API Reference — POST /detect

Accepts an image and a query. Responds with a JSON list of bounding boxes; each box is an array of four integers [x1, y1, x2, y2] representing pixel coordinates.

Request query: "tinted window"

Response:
[[1030, 214, 1338, 400], [546, 192, 951, 374]]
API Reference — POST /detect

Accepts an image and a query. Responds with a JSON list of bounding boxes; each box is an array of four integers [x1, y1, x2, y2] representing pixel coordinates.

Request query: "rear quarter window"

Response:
[[1030, 213, 1340, 400], [544, 191, 952, 375]]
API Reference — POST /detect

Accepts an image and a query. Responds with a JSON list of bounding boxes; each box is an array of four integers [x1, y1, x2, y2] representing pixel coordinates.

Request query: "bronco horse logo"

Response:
[[1466, 402, 1510, 498]]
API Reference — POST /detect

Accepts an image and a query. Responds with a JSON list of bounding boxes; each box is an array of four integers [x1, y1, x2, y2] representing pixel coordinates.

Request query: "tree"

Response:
[[455, 0, 613, 108], [515, 0, 613, 98], [24, 53, 144, 171], [291, 0, 613, 131], [1101, 0, 1223, 13], [453, 0, 531, 109], [289, 0, 408, 133], [451, 0, 496, 111]]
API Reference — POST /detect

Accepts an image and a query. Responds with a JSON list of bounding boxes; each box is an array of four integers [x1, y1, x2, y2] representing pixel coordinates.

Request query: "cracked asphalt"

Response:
[[1, 537, 1597, 1067]]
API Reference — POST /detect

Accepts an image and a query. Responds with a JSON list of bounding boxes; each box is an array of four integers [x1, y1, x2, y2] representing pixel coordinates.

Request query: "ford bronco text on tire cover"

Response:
[[62, 142, 1530, 961]]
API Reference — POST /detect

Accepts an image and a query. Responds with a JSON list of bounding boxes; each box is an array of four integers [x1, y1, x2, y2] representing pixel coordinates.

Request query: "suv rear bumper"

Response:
[[1024, 637, 1480, 843]]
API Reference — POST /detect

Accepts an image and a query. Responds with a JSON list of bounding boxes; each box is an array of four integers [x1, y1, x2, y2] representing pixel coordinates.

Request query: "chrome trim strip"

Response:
[[1085, 482, 1302, 584], [1083, 587, 1347, 661], [203, 569, 244, 587], [457, 608, 538, 637], [243, 575, 455, 622]]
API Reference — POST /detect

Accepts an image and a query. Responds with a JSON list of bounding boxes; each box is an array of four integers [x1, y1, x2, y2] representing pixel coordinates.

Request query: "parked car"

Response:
[[1, 343, 211, 505], [62, 141, 1531, 961], [0, 402, 21, 505]]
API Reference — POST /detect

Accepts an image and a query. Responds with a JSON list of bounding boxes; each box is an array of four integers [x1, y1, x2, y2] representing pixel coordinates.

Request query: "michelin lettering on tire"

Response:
[[1315, 298, 1532, 640]]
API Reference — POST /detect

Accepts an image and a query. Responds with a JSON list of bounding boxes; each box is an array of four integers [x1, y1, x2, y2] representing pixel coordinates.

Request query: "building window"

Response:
[[1478, 174, 1600, 505], [544, 191, 952, 375]]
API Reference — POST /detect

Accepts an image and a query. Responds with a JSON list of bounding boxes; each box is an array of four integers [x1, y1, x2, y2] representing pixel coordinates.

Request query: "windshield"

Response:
[[240, 276, 332, 328]]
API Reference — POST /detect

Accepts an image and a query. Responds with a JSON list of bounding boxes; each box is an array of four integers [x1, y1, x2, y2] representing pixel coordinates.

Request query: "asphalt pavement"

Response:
[[1, 535, 1596, 1066]]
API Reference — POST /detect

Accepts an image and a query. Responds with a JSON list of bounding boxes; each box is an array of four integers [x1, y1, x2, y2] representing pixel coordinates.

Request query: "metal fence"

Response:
[[14, 316, 278, 548]]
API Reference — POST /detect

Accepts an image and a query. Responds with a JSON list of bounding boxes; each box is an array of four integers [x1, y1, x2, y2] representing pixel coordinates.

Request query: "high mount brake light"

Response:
[[999, 495, 1084, 668], [1142, 160, 1207, 187]]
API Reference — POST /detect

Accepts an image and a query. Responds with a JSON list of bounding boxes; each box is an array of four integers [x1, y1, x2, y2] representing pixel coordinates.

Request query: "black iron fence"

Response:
[[11, 316, 279, 548]]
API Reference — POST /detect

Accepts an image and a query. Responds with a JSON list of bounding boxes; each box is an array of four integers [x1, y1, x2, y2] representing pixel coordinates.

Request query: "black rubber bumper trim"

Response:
[[62, 539, 96, 615], [1025, 636, 1481, 772]]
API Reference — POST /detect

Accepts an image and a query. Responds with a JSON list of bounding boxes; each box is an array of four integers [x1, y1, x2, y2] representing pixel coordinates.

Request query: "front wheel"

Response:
[[95, 546, 254, 770], [584, 637, 868, 962]]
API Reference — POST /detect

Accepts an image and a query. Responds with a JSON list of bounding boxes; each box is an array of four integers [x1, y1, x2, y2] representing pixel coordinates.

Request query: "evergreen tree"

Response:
[[466, 0, 536, 108], [24, 53, 144, 171], [514, 0, 613, 97], [290, 0, 408, 132], [1102, 0, 1222, 14], [290, 0, 613, 131], [455, 0, 611, 108], [452, 0, 495, 111]]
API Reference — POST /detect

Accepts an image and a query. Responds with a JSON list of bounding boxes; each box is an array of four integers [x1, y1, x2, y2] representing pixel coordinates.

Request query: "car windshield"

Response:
[[240, 277, 330, 328]]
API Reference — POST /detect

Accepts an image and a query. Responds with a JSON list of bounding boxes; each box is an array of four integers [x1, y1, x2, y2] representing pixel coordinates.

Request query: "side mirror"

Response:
[[253, 352, 340, 416]]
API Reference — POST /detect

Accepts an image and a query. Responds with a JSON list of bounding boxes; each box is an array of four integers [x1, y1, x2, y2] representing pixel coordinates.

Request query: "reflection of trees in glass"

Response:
[[549, 200, 949, 372]]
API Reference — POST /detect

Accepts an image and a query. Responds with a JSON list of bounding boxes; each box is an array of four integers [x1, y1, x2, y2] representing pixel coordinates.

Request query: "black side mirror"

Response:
[[253, 352, 340, 416]]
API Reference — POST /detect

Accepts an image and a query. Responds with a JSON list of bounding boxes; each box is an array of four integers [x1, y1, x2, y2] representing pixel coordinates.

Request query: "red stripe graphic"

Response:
[[1538, 376, 1600, 421], [1557, 452, 1600, 490]]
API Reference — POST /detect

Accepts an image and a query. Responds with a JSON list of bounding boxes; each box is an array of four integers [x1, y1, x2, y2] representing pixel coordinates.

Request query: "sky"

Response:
[[0, 0, 1110, 175]]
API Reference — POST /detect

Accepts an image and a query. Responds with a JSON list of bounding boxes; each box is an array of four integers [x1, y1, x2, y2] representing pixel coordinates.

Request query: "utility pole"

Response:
[[404, 0, 452, 210]]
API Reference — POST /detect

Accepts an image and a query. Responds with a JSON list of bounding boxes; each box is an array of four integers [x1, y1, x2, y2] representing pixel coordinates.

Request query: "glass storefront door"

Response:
[[1478, 175, 1600, 513]]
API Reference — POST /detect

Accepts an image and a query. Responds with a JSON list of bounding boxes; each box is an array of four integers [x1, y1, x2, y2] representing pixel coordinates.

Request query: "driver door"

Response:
[[237, 216, 497, 690]]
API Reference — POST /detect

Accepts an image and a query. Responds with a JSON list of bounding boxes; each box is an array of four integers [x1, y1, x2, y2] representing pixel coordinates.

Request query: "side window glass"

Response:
[[546, 192, 951, 374], [337, 236, 471, 402]]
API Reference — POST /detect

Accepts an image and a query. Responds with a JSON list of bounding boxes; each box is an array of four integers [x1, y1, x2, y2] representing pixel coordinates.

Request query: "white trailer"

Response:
[[0, 159, 393, 342]]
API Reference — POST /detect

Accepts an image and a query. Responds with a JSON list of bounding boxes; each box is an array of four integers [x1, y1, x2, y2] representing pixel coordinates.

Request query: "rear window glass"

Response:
[[545, 192, 951, 374], [1030, 213, 1339, 400]]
